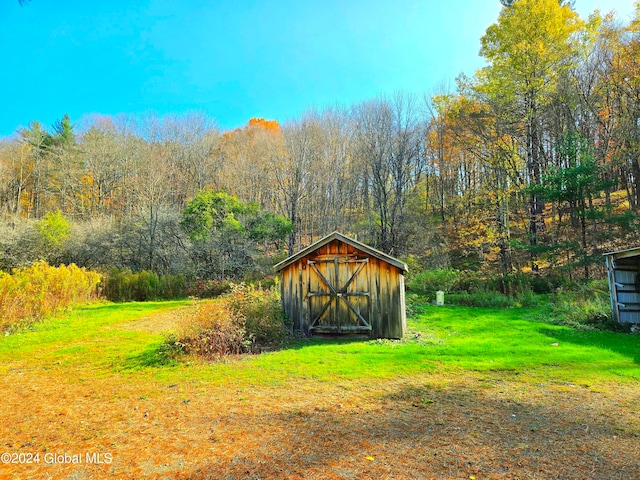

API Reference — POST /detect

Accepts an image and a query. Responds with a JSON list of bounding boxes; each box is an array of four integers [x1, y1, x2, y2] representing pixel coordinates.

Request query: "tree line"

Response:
[[1, 0, 639, 283]]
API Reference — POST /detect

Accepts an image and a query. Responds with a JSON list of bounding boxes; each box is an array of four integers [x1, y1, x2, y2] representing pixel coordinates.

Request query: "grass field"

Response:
[[1, 300, 639, 479]]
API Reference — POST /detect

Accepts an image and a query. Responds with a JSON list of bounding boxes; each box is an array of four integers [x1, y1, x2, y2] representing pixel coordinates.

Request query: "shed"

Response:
[[274, 231, 408, 339], [604, 247, 640, 324]]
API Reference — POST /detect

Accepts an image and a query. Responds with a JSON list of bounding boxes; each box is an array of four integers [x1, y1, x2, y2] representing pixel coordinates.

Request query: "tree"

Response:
[[48, 114, 80, 214], [354, 93, 424, 255], [218, 118, 281, 208], [427, 89, 523, 275], [78, 125, 124, 217], [607, 4, 640, 210], [182, 190, 290, 279], [19, 121, 53, 218], [479, 0, 586, 270], [275, 116, 320, 255], [500, 0, 575, 7], [536, 132, 609, 278]]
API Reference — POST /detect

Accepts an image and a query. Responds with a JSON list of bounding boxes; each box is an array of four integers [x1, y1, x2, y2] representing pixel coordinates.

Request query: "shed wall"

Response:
[[279, 238, 405, 339], [606, 255, 640, 324]]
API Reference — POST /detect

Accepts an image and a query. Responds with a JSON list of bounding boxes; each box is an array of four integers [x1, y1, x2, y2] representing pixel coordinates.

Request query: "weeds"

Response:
[[0, 261, 101, 333], [540, 280, 622, 331], [102, 268, 186, 302], [166, 281, 289, 360], [173, 301, 249, 359]]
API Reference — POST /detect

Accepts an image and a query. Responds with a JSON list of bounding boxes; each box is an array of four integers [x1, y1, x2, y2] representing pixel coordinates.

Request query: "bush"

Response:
[[405, 292, 431, 318], [529, 273, 571, 294], [169, 281, 289, 360], [186, 279, 231, 299], [103, 268, 186, 302], [225, 282, 289, 346], [155, 333, 186, 364], [173, 301, 249, 359], [0, 261, 101, 332]]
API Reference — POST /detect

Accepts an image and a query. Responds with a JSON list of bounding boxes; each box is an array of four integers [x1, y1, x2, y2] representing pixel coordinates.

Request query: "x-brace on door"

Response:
[[307, 257, 371, 333]]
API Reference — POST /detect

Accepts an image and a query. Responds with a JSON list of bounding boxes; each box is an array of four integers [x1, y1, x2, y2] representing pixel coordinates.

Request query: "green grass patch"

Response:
[[415, 306, 640, 382], [1, 299, 638, 388], [0, 300, 191, 370]]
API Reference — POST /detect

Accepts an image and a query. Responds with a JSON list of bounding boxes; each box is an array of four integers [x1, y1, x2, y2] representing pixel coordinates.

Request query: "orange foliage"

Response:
[[247, 117, 280, 132], [221, 118, 281, 139]]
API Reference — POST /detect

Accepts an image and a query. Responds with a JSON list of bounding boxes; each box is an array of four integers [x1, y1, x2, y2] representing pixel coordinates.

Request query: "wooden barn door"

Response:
[[307, 257, 371, 333]]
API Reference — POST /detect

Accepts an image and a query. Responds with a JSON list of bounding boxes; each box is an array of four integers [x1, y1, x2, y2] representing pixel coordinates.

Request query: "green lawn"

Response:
[[2, 300, 638, 386]]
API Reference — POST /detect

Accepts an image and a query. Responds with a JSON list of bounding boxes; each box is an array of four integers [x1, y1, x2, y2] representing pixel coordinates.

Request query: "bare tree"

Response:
[[354, 93, 424, 254], [275, 115, 321, 254]]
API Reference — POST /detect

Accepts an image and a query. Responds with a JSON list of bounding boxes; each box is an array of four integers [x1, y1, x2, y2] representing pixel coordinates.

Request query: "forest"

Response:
[[1, 0, 639, 288]]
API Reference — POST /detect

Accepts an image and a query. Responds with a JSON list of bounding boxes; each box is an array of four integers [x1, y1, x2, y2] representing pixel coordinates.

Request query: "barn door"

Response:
[[307, 258, 371, 333]]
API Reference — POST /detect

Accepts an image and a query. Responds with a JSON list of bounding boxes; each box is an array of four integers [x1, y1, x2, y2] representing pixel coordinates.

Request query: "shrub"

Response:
[[405, 293, 431, 318], [225, 282, 289, 346], [170, 281, 289, 360], [173, 301, 249, 359], [0, 261, 101, 332], [155, 333, 186, 364], [103, 268, 186, 302], [529, 273, 571, 294], [35, 210, 71, 249], [186, 279, 231, 299]]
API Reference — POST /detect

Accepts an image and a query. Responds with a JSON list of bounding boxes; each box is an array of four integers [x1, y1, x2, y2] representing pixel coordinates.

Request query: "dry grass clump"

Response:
[[225, 282, 289, 345]]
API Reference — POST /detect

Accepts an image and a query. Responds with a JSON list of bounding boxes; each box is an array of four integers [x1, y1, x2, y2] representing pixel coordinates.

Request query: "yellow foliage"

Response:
[[0, 262, 102, 332]]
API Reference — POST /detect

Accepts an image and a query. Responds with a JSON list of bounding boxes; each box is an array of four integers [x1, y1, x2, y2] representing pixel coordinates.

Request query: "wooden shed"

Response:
[[274, 231, 408, 339], [604, 247, 640, 324]]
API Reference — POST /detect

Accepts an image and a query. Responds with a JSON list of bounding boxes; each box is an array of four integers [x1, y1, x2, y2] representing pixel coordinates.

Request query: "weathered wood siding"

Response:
[[280, 261, 304, 334], [606, 254, 640, 324], [280, 238, 406, 339]]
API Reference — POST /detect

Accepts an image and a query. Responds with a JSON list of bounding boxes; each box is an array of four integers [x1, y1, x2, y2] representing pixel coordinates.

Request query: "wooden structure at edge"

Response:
[[274, 232, 408, 339], [604, 247, 640, 324]]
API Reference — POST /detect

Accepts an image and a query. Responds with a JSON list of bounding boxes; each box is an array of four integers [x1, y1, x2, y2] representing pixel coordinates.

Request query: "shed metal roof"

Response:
[[274, 231, 408, 273], [603, 246, 640, 260]]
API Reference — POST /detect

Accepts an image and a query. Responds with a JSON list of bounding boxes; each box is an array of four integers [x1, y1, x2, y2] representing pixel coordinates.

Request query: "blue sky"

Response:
[[0, 0, 636, 138]]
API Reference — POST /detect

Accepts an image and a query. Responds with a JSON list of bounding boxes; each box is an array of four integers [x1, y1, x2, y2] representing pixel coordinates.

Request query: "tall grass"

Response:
[[0, 261, 102, 332], [102, 268, 186, 302], [540, 280, 620, 331]]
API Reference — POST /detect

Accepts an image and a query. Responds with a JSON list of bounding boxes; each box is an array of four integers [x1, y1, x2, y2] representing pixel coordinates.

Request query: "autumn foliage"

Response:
[[247, 117, 280, 132], [173, 300, 248, 359], [0, 262, 101, 332], [172, 282, 287, 359]]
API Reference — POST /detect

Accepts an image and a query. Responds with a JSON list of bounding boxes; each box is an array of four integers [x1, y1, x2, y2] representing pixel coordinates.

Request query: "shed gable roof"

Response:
[[274, 231, 408, 273]]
